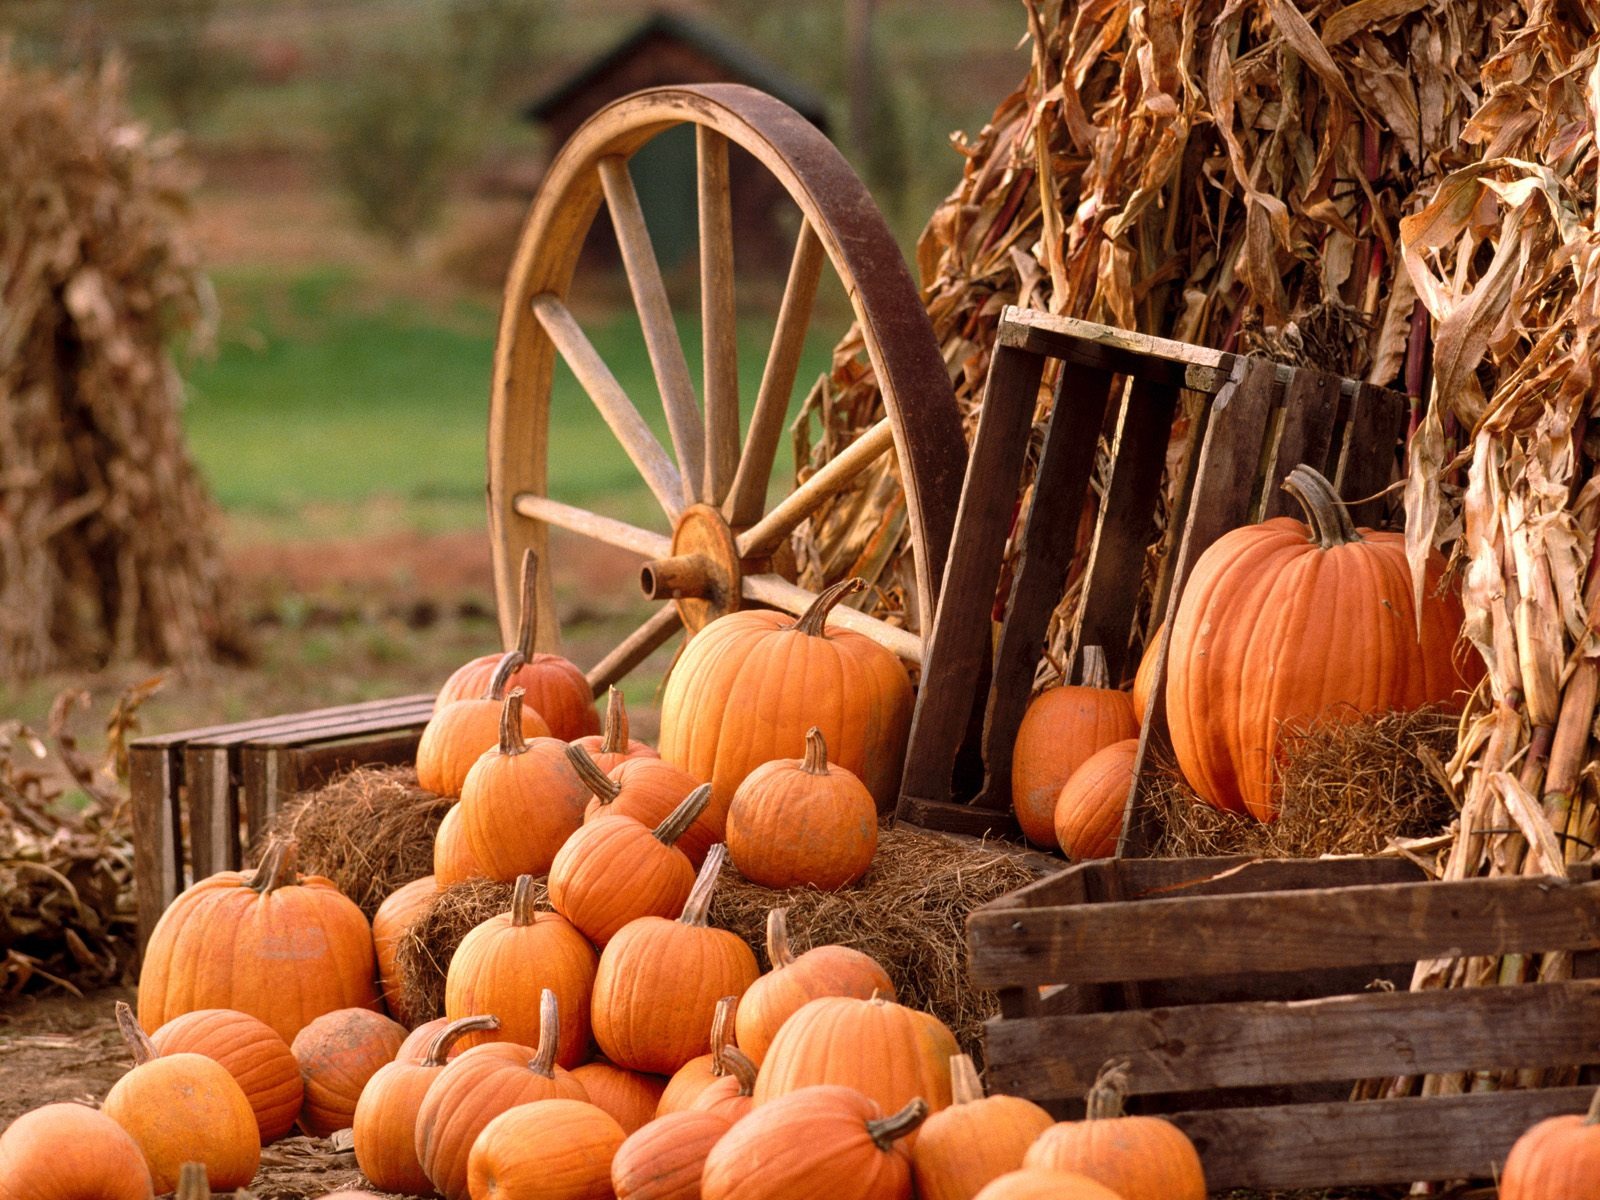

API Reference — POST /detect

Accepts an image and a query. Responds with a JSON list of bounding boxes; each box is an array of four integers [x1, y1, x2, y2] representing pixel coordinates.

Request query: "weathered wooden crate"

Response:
[[967, 855, 1600, 1190]]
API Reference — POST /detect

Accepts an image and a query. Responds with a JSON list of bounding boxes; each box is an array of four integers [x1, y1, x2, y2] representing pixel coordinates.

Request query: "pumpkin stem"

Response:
[[679, 843, 728, 927], [486, 650, 526, 701], [513, 548, 539, 659], [1078, 645, 1109, 690], [765, 907, 798, 969], [248, 839, 300, 893], [949, 1053, 985, 1105], [510, 874, 541, 926], [709, 996, 737, 1077], [599, 687, 629, 755], [720, 1046, 757, 1097], [1586, 1088, 1600, 1124], [423, 1014, 501, 1067], [114, 1000, 158, 1067], [530, 987, 560, 1078], [566, 743, 621, 802], [175, 1162, 211, 1200], [654, 784, 712, 846], [499, 688, 530, 756], [791, 577, 867, 637], [801, 727, 830, 775], [1086, 1059, 1132, 1120], [1282, 464, 1364, 549], [866, 1097, 929, 1149]]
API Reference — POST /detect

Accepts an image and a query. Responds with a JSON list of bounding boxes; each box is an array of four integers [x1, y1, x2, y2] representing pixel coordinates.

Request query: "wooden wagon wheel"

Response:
[[489, 84, 966, 693]]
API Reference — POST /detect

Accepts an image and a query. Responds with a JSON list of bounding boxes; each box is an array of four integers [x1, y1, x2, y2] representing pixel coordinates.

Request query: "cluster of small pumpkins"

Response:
[[1011, 465, 1484, 855]]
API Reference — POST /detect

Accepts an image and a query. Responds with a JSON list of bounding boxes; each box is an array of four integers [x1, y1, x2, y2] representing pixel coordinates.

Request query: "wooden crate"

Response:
[[967, 855, 1600, 1190]]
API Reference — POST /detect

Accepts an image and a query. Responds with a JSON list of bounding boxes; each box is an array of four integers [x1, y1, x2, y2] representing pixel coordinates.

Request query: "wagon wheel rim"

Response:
[[488, 83, 965, 694]]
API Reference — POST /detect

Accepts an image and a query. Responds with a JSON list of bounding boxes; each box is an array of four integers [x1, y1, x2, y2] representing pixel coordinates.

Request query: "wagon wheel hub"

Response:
[[639, 504, 798, 632]]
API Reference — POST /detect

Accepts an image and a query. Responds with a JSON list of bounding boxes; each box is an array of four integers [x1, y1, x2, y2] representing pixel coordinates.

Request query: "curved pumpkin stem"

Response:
[[600, 687, 629, 755], [530, 987, 560, 1078], [114, 1000, 158, 1067], [510, 874, 541, 927], [174, 1162, 211, 1200], [1587, 1088, 1600, 1124], [765, 907, 798, 970], [720, 1046, 757, 1097], [801, 727, 830, 775], [709, 996, 737, 1077], [566, 744, 621, 802], [1078, 645, 1109, 690], [1282, 464, 1364, 549], [679, 843, 728, 927], [486, 650, 526, 702], [513, 549, 539, 659], [499, 688, 530, 757], [423, 1014, 502, 1067], [791, 577, 867, 637], [866, 1097, 929, 1150], [248, 839, 299, 894], [654, 784, 712, 846], [949, 1053, 985, 1105], [1086, 1059, 1132, 1120]]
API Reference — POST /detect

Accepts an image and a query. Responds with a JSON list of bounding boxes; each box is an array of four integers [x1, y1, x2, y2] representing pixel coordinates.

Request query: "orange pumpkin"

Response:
[[291, 1007, 407, 1137], [150, 1008, 303, 1142], [353, 1014, 500, 1196], [434, 804, 485, 887], [973, 1170, 1122, 1200], [911, 1054, 1052, 1200], [592, 845, 759, 1075], [138, 838, 377, 1044], [1168, 464, 1479, 821], [725, 727, 878, 890], [1130, 623, 1162, 725], [444, 874, 597, 1068], [415, 990, 589, 1200], [103, 1003, 259, 1194], [0, 1102, 153, 1200], [1497, 1089, 1600, 1200], [549, 785, 710, 945], [611, 1110, 733, 1200], [658, 578, 915, 820], [467, 1098, 626, 1200], [569, 746, 718, 869], [571, 686, 657, 773], [656, 995, 739, 1115], [688, 1046, 757, 1124], [373, 875, 437, 1020], [702, 1086, 925, 1200], [398, 1017, 450, 1063], [418, 660, 550, 799], [1053, 738, 1138, 861], [569, 1061, 670, 1135], [458, 690, 588, 881], [735, 907, 894, 1067]]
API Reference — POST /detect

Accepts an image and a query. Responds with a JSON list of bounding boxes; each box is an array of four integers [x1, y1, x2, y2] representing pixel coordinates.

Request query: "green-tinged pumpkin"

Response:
[[291, 1007, 407, 1137], [1053, 739, 1138, 861], [610, 1109, 732, 1200], [0, 1102, 153, 1200], [149, 1008, 302, 1142], [911, 1054, 1052, 1200]]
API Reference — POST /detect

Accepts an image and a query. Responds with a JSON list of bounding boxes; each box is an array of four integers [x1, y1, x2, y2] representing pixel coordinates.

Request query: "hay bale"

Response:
[[394, 877, 515, 1026]]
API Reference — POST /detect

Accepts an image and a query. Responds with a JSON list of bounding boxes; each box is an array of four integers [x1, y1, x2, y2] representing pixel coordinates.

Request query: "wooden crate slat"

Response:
[[1334, 380, 1407, 527], [1260, 367, 1342, 519], [130, 742, 182, 951]]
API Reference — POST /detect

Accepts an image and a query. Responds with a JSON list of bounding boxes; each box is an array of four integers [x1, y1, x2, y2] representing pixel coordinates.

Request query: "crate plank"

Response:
[[185, 743, 239, 879], [1334, 380, 1406, 527], [130, 743, 182, 951], [1261, 367, 1342, 519]]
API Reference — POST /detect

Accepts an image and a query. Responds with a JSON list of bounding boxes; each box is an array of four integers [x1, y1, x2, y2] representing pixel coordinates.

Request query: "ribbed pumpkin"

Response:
[[103, 1003, 259, 1194], [569, 1062, 669, 1135], [569, 747, 717, 869], [291, 1007, 407, 1137], [592, 845, 759, 1075], [398, 1017, 451, 1063], [658, 578, 914, 820], [571, 687, 657, 772], [688, 1046, 757, 1124], [137, 839, 377, 1044], [458, 691, 589, 881], [1010, 648, 1137, 848], [753, 995, 959, 1123], [701, 1086, 925, 1200], [1130, 623, 1162, 725], [415, 990, 589, 1200], [437, 551, 599, 741], [610, 1110, 733, 1200], [353, 1015, 500, 1196], [149, 1008, 302, 1142], [467, 1099, 626, 1200], [735, 907, 894, 1067], [417, 659, 550, 799], [549, 785, 710, 945], [725, 728, 878, 890], [444, 874, 597, 1068], [373, 875, 437, 1020], [1499, 1089, 1600, 1200], [656, 995, 739, 1115], [1023, 1062, 1205, 1200], [911, 1054, 1053, 1200], [0, 1102, 154, 1200], [1053, 739, 1138, 862], [434, 804, 485, 887], [973, 1170, 1122, 1200], [1168, 464, 1479, 821]]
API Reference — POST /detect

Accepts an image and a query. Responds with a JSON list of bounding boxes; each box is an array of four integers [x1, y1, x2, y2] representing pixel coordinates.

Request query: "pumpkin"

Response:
[[656, 995, 738, 1115], [910, 1054, 1053, 1200], [571, 686, 657, 772], [610, 1110, 732, 1200], [437, 550, 600, 740], [1010, 647, 1137, 848], [291, 1007, 407, 1137], [137, 838, 377, 1044], [592, 844, 759, 1075], [688, 1046, 756, 1124], [103, 1003, 259, 1193], [658, 578, 915, 820], [458, 690, 588, 881], [373, 875, 437, 1020], [725, 727, 878, 890], [444, 874, 598, 1068], [568, 1062, 669, 1135], [149, 1008, 303, 1142], [1168, 464, 1479, 821], [398, 1017, 451, 1062], [1053, 739, 1138, 861], [549, 785, 710, 945], [753, 994, 959, 1124], [467, 1099, 626, 1200], [418, 658, 550, 799], [972, 1170, 1123, 1200], [701, 1086, 926, 1200], [1023, 1062, 1205, 1200], [735, 907, 894, 1067], [434, 803, 486, 887], [1130, 623, 1162, 725], [0, 1102, 154, 1200], [1499, 1089, 1600, 1200], [569, 746, 717, 868], [353, 1014, 500, 1196], [415, 990, 589, 1200]]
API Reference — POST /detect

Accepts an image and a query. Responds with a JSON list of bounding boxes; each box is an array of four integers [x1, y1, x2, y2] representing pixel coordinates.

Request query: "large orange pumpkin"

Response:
[[569, 746, 717, 869], [138, 838, 378, 1044], [434, 804, 485, 887], [373, 875, 437, 1021], [291, 1007, 407, 1137], [1053, 738, 1138, 861], [973, 1170, 1122, 1200], [418, 660, 550, 799], [149, 1008, 303, 1142], [1501, 1090, 1600, 1200], [656, 995, 739, 1115], [569, 1061, 670, 1135], [1169, 464, 1479, 821], [0, 1102, 154, 1200], [571, 687, 657, 773], [610, 1109, 732, 1200], [466, 1098, 626, 1200], [911, 1054, 1052, 1200], [658, 578, 914, 820]]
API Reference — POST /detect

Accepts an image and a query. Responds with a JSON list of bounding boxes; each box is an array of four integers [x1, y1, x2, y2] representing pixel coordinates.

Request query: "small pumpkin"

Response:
[[291, 1007, 407, 1137], [911, 1054, 1053, 1200], [466, 1098, 626, 1200], [592, 844, 759, 1075], [434, 804, 486, 887], [1053, 739, 1138, 862], [417, 657, 550, 799], [688, 1046, 757, 1124], [103, 1003, 260, 1194], [549, 784, 711, 945], [734, 907, 894, 1066], [725, 727, 878, 890], [1130, 623, 1162, 726], [569, 1061, 669, 1135], [701, 1086, 926, 1200], [571, 686, 657, 772], [972, 1170, 1122, 1200], [0, 1102, 153, 1200], [398, 1017, 450, 1063], [655, 995, 738, 1116], [1500, 1088, 1600, 1200], [373, 875, 438, 1020], [610, 1110, 733, 1200], [149, 1008, 303, 1142], [569, 746, 717, 868]]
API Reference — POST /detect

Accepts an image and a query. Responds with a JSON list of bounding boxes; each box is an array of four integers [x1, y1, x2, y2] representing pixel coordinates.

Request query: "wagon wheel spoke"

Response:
[[742, 573, 922, 663], [512, 493, 671, 560], [734, 416, 895, 560], [585, 603, 685, 694], [598, 155, 702, 505], [698, 127, 741, 508]]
